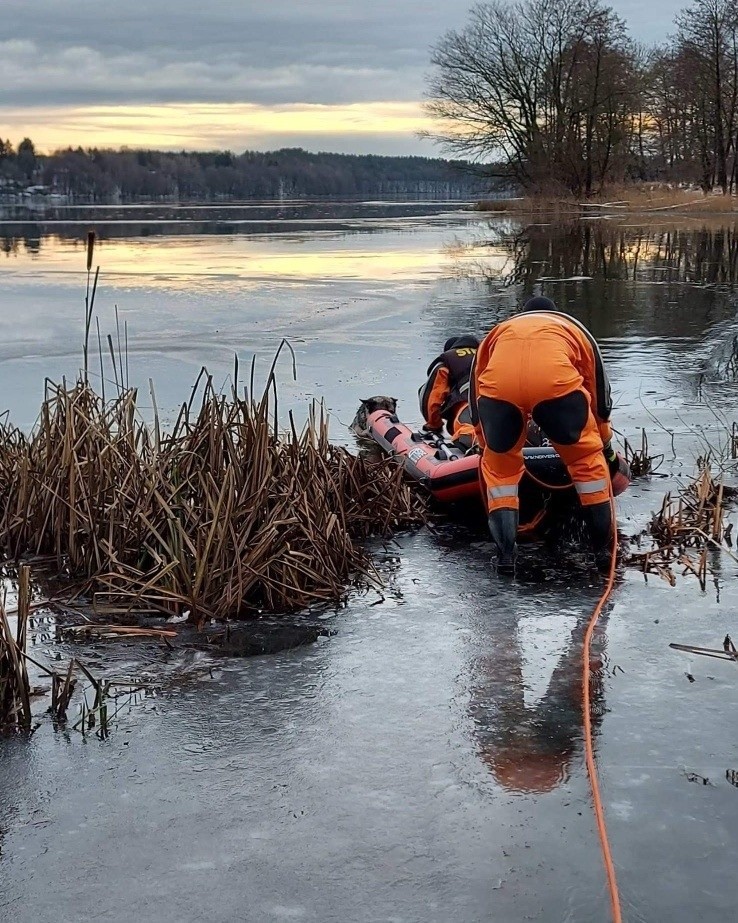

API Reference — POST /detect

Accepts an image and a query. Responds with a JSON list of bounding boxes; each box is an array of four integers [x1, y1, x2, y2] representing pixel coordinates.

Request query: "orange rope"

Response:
[[582, 490, 623, 923], [523, 467, 575, 492]]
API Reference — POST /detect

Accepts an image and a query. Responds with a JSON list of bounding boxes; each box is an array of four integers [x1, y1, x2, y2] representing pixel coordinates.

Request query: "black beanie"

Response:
[[444, 335, 480, 351], [523, 296, 557, 312]]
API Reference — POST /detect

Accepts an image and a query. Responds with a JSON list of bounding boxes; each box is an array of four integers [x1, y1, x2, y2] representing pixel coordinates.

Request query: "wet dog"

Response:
[[350, 395, 398, 437]]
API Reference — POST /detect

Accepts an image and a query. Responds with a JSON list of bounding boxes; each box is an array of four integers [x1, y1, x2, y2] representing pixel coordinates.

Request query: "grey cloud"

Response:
[[1, 0, 677, 110], [3, 1, 466, 67], [0, 41, 420, 106]]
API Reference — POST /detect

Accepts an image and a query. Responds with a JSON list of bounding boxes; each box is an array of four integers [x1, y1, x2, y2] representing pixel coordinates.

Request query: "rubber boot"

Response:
[[488, 508, 518, 575], [582, 500, 614, 573]]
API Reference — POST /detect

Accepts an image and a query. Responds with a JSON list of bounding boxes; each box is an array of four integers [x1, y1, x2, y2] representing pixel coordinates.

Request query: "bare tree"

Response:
[[644, 0, 738, 192], [676, 0, 738, 193], [425, 0, 641, 195]]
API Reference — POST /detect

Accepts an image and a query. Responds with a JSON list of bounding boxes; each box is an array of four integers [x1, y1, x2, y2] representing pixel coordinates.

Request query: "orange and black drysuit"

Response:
[[469, 299, 616, 569], [418, 335, 479, 449]]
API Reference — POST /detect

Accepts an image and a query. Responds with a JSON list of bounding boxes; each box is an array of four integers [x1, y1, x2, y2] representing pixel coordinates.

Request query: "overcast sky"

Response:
[[0, 1, 679, 155]]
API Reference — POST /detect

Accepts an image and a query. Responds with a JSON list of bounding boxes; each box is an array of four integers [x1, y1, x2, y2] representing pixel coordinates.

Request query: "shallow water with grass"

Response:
[[2, 202, 738, 922]]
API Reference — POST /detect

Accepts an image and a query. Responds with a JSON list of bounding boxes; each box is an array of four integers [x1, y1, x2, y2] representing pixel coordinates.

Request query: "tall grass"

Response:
[[0, 371, 425, 627], [476, 185, 738, 217], [0, 565, 32, 731]]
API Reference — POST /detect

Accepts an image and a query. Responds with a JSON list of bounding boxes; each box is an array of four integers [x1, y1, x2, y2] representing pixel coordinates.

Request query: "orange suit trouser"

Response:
[[475, 338, 610, 513], [449, 403, 475, 449]]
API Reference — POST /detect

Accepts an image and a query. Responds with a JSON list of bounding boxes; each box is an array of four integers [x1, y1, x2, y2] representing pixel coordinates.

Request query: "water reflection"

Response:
[[471, 220, 738, 289], [0, 207, 474, 286], [0, 234, 42, 256], [0, 200, 468, 261], [466, 587, 607, 795], [435, 220, 738, 352]]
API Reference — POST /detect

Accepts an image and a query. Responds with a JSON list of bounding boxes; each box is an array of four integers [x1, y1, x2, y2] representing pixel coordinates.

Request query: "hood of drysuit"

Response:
[[443, 335, 481, 352], [522, 295, 557, 313]]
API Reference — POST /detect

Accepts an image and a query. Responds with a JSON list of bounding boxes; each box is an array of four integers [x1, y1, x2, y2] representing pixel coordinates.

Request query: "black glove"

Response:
[[422, 423, 442, 435], [603, 441, 619, 478]]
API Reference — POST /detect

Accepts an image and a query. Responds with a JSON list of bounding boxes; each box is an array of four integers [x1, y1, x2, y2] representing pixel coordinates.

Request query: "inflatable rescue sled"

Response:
[[367, 409, 630, 515]]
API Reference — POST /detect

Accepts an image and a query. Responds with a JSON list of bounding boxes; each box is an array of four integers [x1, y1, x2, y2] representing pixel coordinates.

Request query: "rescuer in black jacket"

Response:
[[418, 335, 480, 449]]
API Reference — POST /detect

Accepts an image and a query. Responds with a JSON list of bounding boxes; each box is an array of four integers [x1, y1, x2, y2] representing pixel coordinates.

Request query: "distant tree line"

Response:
[[0, 142, 488, 203], [426, 0, 738, 196]]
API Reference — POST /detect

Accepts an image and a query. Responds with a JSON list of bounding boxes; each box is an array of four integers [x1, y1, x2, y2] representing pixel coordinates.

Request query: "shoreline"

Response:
[[476, 188, 738, 220]]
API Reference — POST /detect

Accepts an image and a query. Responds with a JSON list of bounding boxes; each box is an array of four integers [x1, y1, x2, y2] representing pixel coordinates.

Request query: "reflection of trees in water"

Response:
[[1, 234, 42, 255], [490, 221, 738, 290], [433, 221, 738, 346], [648, 227, 738, 288], [495, 222, 738, 289]]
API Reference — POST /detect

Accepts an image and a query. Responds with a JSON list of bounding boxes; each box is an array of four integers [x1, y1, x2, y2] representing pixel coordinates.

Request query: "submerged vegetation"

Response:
[[0, 562, 159, 735], [0, 567, 31, 730]]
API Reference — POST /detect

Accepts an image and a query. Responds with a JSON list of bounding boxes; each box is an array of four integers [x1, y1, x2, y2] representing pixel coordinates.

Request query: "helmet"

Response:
[[444, 335, 480, 351], [523, 295, 557, 313]]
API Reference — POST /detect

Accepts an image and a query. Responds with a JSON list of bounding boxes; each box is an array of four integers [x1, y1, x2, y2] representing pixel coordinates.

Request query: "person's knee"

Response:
[[477, 396, 525, 453], [532, 391, 589, 445]]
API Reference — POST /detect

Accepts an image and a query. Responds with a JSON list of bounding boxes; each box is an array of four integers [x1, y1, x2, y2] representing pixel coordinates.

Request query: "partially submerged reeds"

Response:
[[0, 370, 425, 626], [622, 428, 661, 478], [2, 607, 155, 735], [629, 464, 737, 589], [0, 565, 32, 730]]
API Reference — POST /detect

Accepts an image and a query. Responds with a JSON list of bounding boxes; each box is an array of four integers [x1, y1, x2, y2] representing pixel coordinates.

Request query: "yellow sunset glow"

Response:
[[9, 235, 477, 284], [0, 232, 500, 290], [0, 102, 432, 152]]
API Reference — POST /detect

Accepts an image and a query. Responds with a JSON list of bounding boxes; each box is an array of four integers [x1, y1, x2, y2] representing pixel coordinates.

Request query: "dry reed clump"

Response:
[[475, 185, 738, 218], [0, 376, 425, 627], [628, 465, 737, 589], [622, 428, 662, 478], [0, 566, 32, 731]]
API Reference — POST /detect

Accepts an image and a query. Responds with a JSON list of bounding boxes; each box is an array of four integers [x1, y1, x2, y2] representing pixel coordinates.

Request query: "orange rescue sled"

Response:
[[367, 409, 630, 507]]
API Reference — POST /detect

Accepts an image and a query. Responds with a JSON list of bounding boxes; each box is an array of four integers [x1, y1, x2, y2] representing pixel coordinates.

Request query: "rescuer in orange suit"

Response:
[[418, 335, 480, 450], [470, 296, 619, 573]]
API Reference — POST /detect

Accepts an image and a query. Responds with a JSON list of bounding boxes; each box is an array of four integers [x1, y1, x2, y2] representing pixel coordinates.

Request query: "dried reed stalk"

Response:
[[0, 566, 32, 729], [623, 428, 661, 477], [629, 463, 737, 587], [0, 373, 425, 626], [51, 658, 76, 720], [83, 231, 98, 383]]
